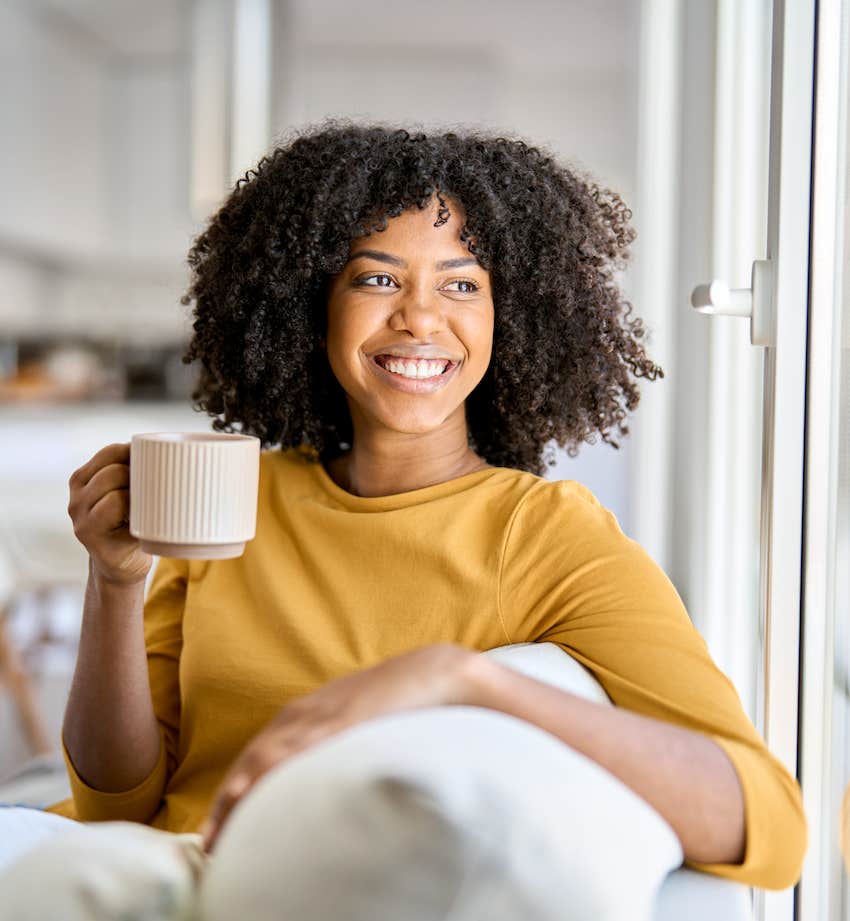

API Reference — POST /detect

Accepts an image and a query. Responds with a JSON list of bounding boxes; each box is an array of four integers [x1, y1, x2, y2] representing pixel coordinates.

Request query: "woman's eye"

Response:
[[444, 279, 479, 293], [357, 274, 397, 288]]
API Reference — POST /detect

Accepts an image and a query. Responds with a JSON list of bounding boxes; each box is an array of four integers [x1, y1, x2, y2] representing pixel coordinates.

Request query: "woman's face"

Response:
[[324, 197, 495, 438]]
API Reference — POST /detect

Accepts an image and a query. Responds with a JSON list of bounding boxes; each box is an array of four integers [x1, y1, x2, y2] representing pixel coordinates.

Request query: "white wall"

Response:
[[0, 0, 194, 343], [108, 59, 195, 264], [0, 2, 109, 259]]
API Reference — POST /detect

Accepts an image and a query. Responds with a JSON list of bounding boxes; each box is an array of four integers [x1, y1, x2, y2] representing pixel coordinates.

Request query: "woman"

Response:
[[10, 122, 805, 899]]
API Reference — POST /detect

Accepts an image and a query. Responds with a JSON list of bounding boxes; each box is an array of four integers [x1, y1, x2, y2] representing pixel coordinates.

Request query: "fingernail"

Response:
[[233, 775, 250, 794]]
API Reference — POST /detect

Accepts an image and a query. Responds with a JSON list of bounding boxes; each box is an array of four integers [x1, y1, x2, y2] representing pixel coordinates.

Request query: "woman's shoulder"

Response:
[[516, 474, 606, 512], [507, 475, 627, 545]]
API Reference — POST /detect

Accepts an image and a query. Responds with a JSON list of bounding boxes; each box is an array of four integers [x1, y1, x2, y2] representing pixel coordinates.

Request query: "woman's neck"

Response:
[[324, 447, 491, 498]]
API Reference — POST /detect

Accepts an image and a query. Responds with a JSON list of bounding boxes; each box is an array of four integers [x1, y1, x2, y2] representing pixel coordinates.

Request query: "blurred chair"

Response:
[[0, 411, 91, 756], [0, 479, 88, 756]]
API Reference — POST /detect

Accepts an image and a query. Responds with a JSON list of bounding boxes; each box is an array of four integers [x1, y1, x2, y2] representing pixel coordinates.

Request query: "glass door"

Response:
[[689, 1, 815, 919], [797, 1, 850, 918], [690, 0, 850, 917]]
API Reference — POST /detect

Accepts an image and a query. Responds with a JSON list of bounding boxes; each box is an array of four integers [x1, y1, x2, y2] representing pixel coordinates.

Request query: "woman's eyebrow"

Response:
[[347, 250, 480, 271]]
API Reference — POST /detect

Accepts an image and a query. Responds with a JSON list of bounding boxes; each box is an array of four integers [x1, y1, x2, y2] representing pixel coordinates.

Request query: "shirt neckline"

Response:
[[308, 454, 506, 511]]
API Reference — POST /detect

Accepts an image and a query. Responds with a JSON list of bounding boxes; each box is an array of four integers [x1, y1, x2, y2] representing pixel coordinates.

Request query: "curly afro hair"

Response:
[[180, 118, 663, 477]]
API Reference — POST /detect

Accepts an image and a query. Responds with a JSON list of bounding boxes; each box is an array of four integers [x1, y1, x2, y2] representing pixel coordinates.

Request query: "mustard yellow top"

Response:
[[45, 446, 807, 889]]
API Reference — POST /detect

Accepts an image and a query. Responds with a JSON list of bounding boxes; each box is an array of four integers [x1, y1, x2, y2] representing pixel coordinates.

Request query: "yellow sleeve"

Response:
[[142, 555, 188, 782], [499, 479, 807, 891], [61, 556, 189, 824]]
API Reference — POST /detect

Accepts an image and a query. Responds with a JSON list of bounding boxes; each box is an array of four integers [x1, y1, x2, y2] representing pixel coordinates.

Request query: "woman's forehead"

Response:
[[349, 199, 474, 257]]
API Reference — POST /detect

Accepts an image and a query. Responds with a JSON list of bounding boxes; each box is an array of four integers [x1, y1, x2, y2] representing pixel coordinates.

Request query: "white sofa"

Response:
[[0, 642, 754, 921]]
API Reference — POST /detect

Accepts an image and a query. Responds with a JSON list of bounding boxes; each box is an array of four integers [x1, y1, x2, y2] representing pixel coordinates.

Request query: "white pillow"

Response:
[[0, 820, 206, 921], [0, 807, 80, 874], [480, 641, 614, 704], [199, 642, 683, 921]]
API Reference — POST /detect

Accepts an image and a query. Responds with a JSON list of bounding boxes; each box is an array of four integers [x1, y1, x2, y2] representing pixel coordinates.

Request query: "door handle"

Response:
[[690, 258, 775, 347]]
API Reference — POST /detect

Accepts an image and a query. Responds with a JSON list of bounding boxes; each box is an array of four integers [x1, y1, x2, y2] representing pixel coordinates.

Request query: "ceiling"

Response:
[[293, 0, 638, 79], [30, 0, 190, 57], [24, 0, 637, 77]]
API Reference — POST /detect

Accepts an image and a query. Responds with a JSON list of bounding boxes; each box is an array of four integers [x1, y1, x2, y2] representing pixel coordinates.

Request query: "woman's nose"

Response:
[[389, 289, 448, 337]]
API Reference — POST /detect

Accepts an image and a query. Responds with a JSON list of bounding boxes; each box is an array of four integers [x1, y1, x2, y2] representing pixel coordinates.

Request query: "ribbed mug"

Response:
[[129, 432, 260, 559]]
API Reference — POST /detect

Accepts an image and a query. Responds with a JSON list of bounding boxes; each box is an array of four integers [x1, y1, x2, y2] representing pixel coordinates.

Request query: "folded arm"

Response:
[[499, 479, 808, 890], [461, 654, 745, 865]]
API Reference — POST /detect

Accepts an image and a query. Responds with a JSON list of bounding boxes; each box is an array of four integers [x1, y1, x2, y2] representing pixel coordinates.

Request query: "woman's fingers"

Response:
[[68, 443, 130, 490], [81, 462, 131, 515], [88, 489, 129, 532], [201, 773, 254, 852]]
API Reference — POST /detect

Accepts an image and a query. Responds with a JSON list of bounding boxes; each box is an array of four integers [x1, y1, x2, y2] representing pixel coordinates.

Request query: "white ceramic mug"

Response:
[[129, 432, 260, 559]]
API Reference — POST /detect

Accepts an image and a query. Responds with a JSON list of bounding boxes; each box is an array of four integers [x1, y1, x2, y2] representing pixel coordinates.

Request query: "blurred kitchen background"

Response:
[[1, 3, 848, 917]]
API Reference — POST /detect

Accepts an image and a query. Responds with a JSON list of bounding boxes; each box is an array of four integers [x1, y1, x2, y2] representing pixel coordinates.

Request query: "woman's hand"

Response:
[[67, 442, 153, 587], [199, 643, 481, 853]]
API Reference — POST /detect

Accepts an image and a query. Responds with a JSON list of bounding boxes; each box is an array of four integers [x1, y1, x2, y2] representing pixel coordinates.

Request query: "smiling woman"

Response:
[[23, 119, 806, 918]]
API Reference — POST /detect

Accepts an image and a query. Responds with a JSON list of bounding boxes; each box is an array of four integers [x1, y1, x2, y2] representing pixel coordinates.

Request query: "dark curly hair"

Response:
[[180, 118, 663, 476]]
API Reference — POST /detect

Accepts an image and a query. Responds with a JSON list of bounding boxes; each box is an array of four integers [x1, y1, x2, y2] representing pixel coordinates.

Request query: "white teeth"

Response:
[[382, 358, 449, 379]]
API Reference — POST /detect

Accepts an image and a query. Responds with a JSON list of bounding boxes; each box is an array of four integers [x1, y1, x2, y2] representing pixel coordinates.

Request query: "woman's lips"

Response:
[[368, 355, 460, 394]]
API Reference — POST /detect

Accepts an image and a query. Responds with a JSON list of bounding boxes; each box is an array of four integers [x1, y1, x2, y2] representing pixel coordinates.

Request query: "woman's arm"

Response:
[[460, 654, 745, 865], [498, 479, 807, 888], [63, 560, 162, 792], [60, 555, 188, 822]]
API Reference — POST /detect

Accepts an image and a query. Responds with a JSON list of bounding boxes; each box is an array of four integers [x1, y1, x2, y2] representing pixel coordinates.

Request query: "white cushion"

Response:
[[480, 641, 614, 705], [0, 806, 80, 874], [653, 867, 753, 921], [199, 642, 685, 921], [0, 819, 205, 921]]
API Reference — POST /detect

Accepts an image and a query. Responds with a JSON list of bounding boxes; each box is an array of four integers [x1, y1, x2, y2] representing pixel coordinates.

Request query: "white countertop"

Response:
[[1, 401, 218, 477]]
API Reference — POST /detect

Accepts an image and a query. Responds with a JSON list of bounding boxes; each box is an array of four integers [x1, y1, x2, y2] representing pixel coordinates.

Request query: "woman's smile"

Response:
[[366, 352, 461, 394]]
